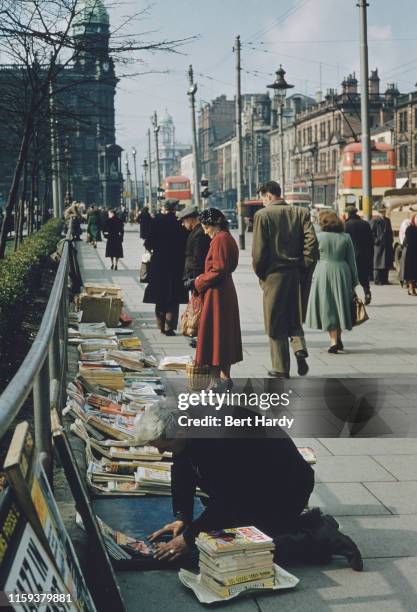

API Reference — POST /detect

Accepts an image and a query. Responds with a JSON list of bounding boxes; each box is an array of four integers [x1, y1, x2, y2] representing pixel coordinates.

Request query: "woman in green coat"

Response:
[[306, 210, 358, 353], [86, 205, 102, 248]]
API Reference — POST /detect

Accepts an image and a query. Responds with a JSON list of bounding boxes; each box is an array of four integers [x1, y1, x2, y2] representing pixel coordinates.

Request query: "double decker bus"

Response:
[[164, 176, 192, 208], [338, 141, 396, 214]]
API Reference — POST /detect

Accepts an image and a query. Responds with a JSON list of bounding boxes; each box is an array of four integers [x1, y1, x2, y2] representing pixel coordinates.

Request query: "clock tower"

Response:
[[67, 0, 122, 207]]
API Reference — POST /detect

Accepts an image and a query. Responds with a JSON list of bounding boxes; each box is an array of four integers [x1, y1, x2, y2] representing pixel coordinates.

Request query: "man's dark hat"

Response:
[[177, 205, 199, 221], [345, 205, 358, 214], [163, 199, 179, 212]]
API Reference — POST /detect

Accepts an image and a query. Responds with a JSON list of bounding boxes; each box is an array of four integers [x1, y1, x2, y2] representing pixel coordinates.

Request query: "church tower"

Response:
[[68, 0, 122, 206]]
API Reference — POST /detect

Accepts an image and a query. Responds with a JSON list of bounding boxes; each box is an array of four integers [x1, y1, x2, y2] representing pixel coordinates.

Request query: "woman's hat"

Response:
[[199, 207, 226, 226]]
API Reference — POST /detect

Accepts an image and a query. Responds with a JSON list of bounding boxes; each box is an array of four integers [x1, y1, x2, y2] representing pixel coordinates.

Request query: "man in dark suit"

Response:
[[178, 206, 211, 347], [344, 206, 374, 305]]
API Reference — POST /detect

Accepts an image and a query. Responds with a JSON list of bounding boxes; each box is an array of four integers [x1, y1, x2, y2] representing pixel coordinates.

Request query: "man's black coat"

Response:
[[171, 419, 314, 544]]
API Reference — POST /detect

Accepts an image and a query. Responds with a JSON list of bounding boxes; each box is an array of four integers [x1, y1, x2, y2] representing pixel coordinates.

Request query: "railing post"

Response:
[[33, 356, 52, 480]]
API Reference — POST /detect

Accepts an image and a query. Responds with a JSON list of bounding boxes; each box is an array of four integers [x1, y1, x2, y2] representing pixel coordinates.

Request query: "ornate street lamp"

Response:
[[267, 65, 294, 196]]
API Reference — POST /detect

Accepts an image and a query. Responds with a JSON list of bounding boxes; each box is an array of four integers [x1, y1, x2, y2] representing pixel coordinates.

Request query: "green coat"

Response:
[[252, 200, 318, 338], [306, 232, 359, 331], [87, 210, 101, 241]]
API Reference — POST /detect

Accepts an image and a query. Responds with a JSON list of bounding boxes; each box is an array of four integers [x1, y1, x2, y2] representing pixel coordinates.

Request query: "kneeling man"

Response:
[[138, 404, 362, 571]]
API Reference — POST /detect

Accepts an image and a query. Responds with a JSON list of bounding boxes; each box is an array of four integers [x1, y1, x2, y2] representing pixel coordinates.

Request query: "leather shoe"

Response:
[[189, 338, 197, 348], [295, 351, 309, 376], [164, 330, 176, 337], [268, 370, 290, 379], [364, 292, 372, 305]]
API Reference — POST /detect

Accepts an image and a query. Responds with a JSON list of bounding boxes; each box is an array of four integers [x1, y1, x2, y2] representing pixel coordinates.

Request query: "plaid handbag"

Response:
[[181, 294, 203, 337]]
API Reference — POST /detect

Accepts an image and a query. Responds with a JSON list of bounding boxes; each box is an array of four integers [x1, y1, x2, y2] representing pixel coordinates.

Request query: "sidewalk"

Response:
[[77, 226, 417, 612]]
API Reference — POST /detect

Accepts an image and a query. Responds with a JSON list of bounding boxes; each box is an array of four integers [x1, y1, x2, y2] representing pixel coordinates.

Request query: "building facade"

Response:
[[394, 88, 417, 186], [152, 110, 191, 185], [198, 95, 236, 196], [271, 70, 399, 206]]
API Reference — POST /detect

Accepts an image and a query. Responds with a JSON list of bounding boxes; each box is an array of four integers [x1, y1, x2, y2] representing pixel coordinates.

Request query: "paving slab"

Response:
[[318, 439, 417, 455], [314, 456, 396, 483], [309, 483, 391, 516], [372, 455, 417, 481], [363, 482, 417, 515]]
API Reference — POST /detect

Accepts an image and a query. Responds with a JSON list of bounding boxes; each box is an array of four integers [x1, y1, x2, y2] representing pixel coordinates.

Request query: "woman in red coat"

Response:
[[186, 208, 243, 388]]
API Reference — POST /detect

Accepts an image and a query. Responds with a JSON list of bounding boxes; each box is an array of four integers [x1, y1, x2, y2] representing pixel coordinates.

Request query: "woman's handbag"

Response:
[[140, 250, 152, 283], [352, 291, 369, 326], [181, 294, 203, 337], [186, 361, 211, 391]]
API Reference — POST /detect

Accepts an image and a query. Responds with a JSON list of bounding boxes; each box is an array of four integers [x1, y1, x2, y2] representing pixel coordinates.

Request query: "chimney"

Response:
[[369, 69, 380, 96], [315, 90, 323, 103]]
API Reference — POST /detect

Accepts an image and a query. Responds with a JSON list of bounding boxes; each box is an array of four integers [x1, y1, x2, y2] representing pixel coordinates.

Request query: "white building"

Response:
[[180, 153, 195, 194]]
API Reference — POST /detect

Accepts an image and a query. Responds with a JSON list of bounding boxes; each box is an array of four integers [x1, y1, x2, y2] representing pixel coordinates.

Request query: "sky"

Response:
[[106, 0, 417, 163]]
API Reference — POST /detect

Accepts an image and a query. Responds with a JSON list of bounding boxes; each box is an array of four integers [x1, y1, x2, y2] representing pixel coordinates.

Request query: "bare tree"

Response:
[[0, 0, 196, 257]]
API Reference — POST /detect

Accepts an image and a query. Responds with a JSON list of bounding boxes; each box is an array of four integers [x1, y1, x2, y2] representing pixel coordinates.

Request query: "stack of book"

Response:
[[78, 338, 118, 352], [118, 337, 142, 350], [196, 527, 276, 599], [106, 350, 157, 371], [135, 466, 172, 495], [158, 355, 191, 371], [78, 362, 125, 390]]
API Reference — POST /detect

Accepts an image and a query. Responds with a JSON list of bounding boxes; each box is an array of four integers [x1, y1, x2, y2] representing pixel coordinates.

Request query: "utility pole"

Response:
[[147, 128, 153, 212], [132, 146, 139, 209], [49, 82, 60, 218], [152, 112, 162, 203], [234, 34, 245, 250], [358, 0, 373, 220], [187, 65, 201, 210]]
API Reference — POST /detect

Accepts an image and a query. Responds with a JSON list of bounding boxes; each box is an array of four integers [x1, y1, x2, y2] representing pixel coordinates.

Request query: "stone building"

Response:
[[271, 70, 399, 206], [198, 95, 235, 196], [152, 110, 191, 185], [394, 88, 417, 186], [0, 0, 123, 210]]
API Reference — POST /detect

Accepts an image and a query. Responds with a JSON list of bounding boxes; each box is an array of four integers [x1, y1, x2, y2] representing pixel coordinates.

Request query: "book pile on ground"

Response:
[[298, 447, 317, 465], [105, 350, 156, 371], [78, 362, 125, 390], [78, 338, 118, 352], [76, 513, 157, 561], [75, 284, 123, 327], [135, 466, 172, 495], [118, 337, 141, 350], [196, 526, 276, 599], [158, 355, 192, 371]]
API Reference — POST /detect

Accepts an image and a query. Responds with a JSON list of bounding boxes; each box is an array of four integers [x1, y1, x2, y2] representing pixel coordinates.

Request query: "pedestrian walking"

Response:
[[401, 214, 417, 296], [103, 209, 124, 270], [370, 204, 393, 285], [177, 205, 211, 348], [399, 217, 411, 288], [137, 206, 153, 240], [86, 205, 102, 248], [252, 181, 318, 379], [306, 210, 359, 353], [344, 205, 373, 305], [143, 200, 188, 335], [188, 208, 242, 389]]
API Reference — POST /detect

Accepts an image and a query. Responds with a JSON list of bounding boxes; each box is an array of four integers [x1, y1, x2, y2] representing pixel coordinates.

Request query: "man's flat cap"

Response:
[[177, 205, 199, 220]]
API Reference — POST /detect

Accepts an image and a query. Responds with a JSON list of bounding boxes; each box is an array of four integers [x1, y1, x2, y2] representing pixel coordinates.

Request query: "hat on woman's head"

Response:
[[199, 207, 226, 226]]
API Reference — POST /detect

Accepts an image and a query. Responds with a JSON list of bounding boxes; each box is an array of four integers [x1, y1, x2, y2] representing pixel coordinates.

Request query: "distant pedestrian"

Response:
[[143, 200, 188, 335], [370, 204, 393, 285], [398, 218, 411, 287], [137, 206, 152, 240], [190, 208, 242, 389], [104, 209, 124, 270], [178, 205, 211, 348], [401, 214, 417, 296], [86, 205, 102, 248], [252, 181, 318, 379], [306, 210, 359, 353], [344, 206, 373, 305]]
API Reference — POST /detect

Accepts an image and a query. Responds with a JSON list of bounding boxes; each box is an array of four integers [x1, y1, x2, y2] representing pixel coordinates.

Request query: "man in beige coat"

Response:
[[252, 181, 318, 378]]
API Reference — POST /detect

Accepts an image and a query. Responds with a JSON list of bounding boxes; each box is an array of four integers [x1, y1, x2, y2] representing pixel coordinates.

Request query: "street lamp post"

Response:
[[358, 0, 373, 219], [152, 112, 162, 205], [131, 146, 139, 210], [187, 65, 201, 210], [124, 156, 132, 213], [142, 159, 149, 207], [267, 66, 294, 197], [64, 136, 72, 207]]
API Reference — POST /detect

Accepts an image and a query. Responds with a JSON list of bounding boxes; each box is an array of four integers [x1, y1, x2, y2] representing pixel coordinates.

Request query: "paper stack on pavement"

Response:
[[158, 356, 192, 371], [196, 526, 276, 599]]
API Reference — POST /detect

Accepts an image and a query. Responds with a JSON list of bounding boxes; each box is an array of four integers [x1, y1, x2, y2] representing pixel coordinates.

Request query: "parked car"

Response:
[[223, 208, 238, 229]]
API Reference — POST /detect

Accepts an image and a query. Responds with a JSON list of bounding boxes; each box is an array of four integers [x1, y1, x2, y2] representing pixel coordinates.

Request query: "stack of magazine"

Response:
[[196, 527, 276, 599]]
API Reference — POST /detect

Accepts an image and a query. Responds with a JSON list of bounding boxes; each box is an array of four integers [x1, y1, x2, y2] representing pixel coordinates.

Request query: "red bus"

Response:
[[164, 176, 192, 208], [339, 141, 396, 213]]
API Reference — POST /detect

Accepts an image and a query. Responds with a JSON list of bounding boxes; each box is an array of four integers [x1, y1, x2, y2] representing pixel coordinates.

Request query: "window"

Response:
[[307, 127, 312, 144], [314, 125, 318, 143], [415, 141, 417, 166], [399, 111, 408, 133], [319, 152, 327, 173], [399, 144, 408, 168], [332, 149, 338, 171], [328, 120, 331, 138], [415, 107, 417, 129], [320, 122, 326, 141]]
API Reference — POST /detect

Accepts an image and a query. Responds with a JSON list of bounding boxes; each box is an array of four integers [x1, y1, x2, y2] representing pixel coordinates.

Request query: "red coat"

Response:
[[194, 231, 243, 368]]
